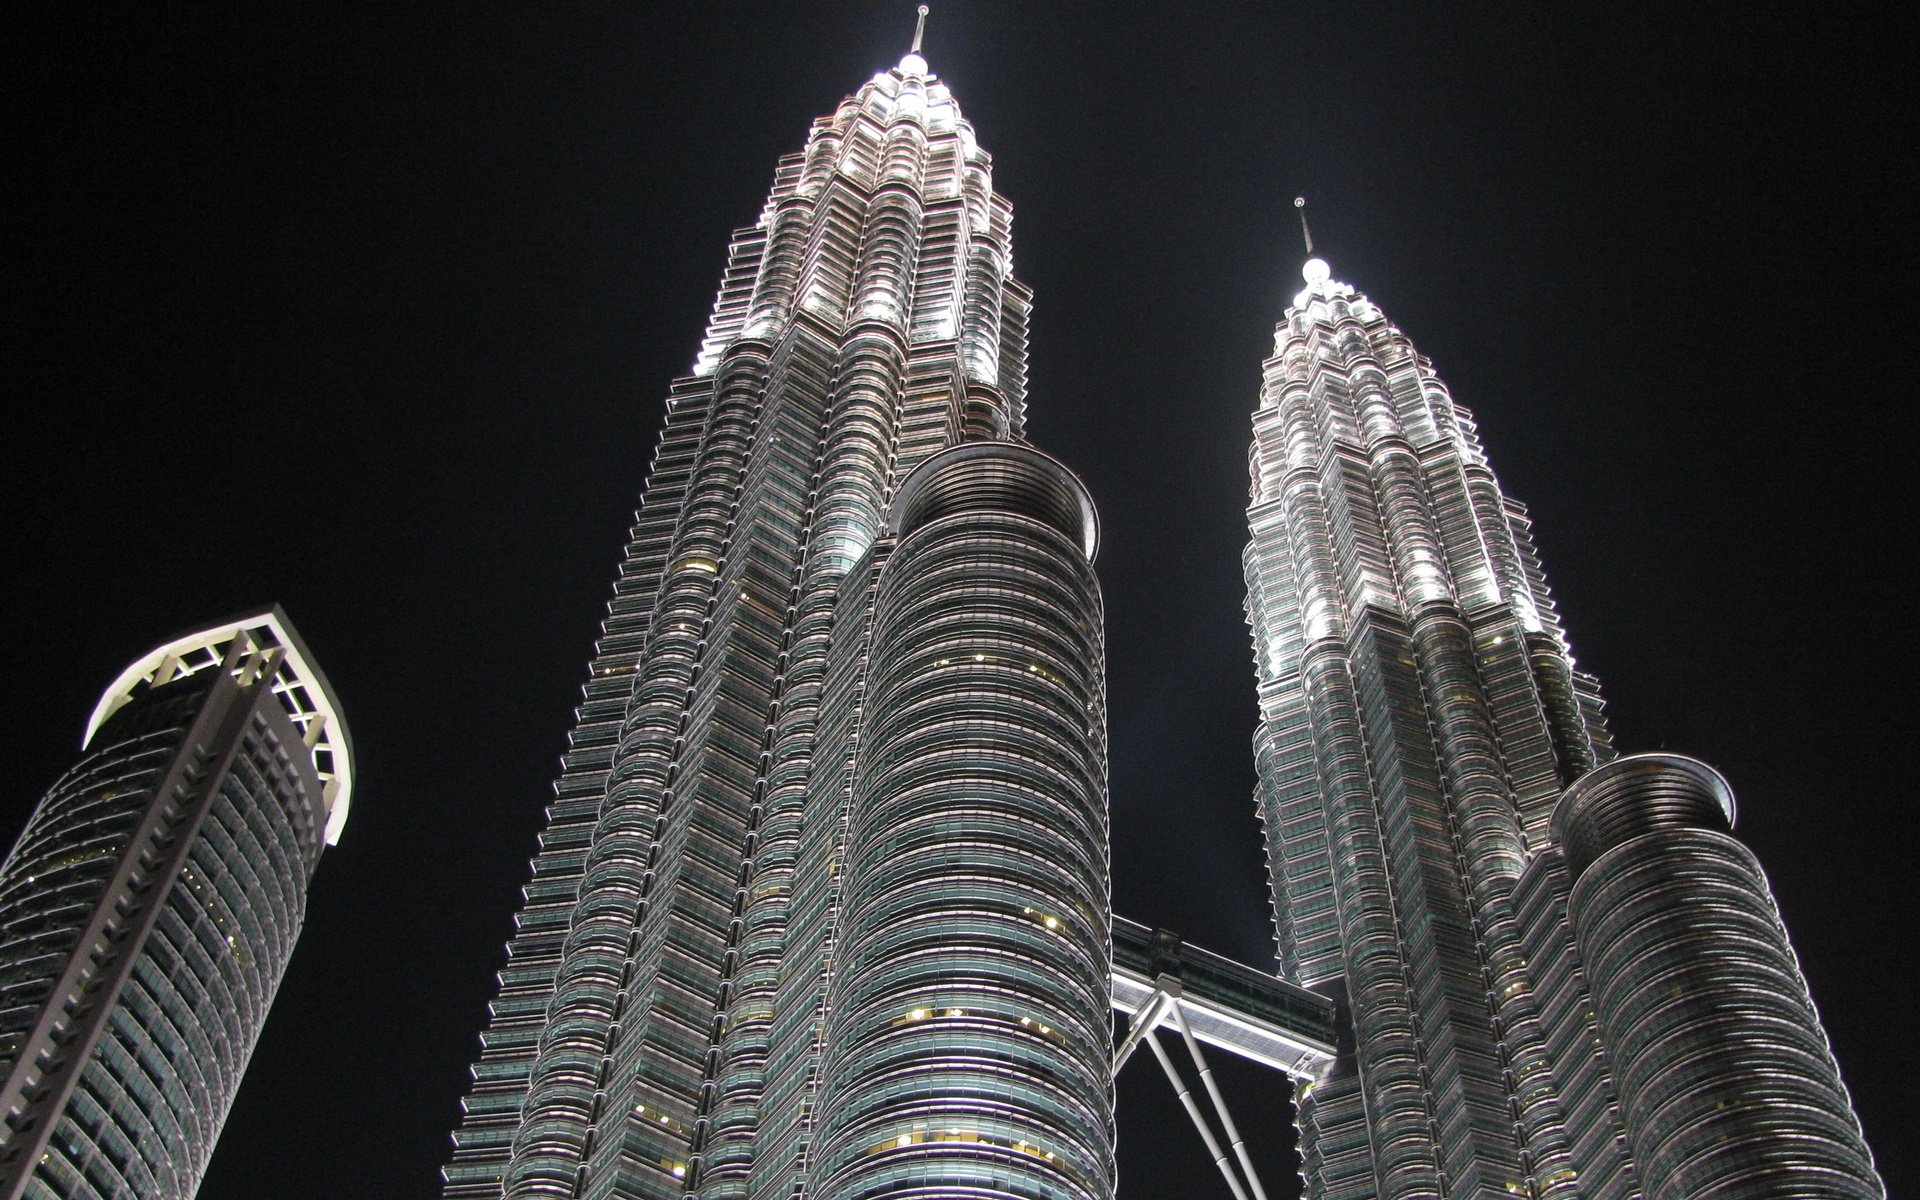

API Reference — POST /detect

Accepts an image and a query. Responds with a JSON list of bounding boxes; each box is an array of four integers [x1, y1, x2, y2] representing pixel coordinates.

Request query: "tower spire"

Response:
[[1293, 196, 1332, 287], [911, 4, 929, 54]]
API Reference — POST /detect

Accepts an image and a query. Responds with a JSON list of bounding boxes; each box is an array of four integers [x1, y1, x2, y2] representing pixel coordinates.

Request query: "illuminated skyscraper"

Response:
[[1243, 257, 1881, 1199], [0, 609, 353, 1200], [443, 31, 1115, 1200]]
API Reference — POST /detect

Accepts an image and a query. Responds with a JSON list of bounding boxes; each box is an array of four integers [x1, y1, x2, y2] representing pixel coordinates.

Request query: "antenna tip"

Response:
[[1294, 196, 1306, 208], [918, 4, 929, 14], [908, 4, 930, 56]]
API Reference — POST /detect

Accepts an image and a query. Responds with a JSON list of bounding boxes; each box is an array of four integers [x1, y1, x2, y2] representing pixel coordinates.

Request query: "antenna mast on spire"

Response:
[[1294, 197, 1314, 256], [911, 5, 929, 54]]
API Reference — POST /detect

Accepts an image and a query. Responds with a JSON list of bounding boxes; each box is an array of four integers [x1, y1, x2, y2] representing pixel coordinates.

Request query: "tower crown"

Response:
[[85, 606, 354, 844], [1291, 255, 1359, 309]]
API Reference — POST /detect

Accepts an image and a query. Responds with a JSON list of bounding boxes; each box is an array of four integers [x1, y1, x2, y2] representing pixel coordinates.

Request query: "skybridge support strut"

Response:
[[1114, 981, 1173, 1073], [1116, 975, 1274, 1200], [1145, 1026, 1250, 1200], [1106, 920, 1338, 1198], [1171, 987, 1271, 1200]]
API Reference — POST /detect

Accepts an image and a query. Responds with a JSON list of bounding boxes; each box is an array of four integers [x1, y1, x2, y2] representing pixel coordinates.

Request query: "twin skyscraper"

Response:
[[437, 36, 1880, 1200], [2, 22, 1883, 1200], [442, 41, 1113, 1200]]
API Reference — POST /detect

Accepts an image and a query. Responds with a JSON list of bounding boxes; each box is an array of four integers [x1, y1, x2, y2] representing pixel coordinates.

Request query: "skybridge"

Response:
[[1111, 917, 1339, 1200]]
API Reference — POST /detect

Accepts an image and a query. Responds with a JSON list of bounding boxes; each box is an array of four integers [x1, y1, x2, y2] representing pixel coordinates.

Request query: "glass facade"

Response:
[[0, 610, 351, 1200], [1242, 261, 1882, 1199], [443, 49, 1112, 1200]]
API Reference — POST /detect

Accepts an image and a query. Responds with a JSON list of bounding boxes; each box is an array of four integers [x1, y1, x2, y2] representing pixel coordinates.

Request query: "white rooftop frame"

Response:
[[83, 607, 354, 845]]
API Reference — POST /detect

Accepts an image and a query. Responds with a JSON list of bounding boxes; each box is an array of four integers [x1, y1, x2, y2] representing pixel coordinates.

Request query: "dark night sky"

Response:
[[8, 4, 1913, 1196]]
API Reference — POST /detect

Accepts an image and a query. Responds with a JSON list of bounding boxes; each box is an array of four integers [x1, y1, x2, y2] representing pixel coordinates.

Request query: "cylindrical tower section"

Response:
[[1553, 754, 1882, 1199], [0, 610, 349, 1200], [811, 443, 1111, 1200]]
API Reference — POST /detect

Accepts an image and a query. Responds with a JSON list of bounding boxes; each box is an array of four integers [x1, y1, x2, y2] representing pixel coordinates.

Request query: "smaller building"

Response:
[[0, 608, 352, 1200]]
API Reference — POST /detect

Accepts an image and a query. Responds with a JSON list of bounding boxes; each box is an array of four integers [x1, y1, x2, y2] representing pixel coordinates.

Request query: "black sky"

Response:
[[8, 3, 1914, 1196]]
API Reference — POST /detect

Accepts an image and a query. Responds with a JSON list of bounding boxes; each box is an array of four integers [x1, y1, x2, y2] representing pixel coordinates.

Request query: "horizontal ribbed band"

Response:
[[1551, 752, 1736, 879], [889, 440, 1099, 562]]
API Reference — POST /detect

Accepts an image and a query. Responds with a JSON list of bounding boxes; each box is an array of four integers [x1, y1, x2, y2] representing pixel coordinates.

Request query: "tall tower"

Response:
[[1242, 258, 1880, 1199], [0, 608, 352, 1200], [444, 29, 1113, 1200]]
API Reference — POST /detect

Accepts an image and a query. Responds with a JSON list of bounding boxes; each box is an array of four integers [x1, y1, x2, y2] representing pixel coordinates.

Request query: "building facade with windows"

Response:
[[1241, 258, 1882, 1199], [0, 608, 352, 1200], [442, 41, 1114, 1200]]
